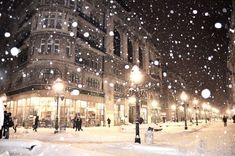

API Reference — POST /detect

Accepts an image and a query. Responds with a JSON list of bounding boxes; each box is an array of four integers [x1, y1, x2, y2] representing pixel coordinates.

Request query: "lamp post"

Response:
[[52, 78, 65, 134], [180, 91, 188, 130], [130, 65, 143, 144], [193, 99, 199, 126]]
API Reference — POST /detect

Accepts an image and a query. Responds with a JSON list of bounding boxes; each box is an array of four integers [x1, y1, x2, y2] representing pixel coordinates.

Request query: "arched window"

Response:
[[113, 29, 121, 57], [127, 38, 133, 63], [139, 47, 143, 69], [66, 40, 71, 57]]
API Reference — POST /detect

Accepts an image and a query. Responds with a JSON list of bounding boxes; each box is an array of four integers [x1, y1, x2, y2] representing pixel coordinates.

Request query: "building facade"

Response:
[[1, 0, 163, 128], [227, 0, 235, 114]]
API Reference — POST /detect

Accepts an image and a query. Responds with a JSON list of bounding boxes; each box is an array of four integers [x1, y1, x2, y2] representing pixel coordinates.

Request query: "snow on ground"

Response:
[[0, 120, 235, 156]]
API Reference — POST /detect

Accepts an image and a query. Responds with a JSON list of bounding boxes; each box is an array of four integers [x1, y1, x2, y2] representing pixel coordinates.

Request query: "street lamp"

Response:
[[180, 91, 188, 130], [52, 78, 65, 134], [130, 65, 143, 144], [193, 99, 199, 126]]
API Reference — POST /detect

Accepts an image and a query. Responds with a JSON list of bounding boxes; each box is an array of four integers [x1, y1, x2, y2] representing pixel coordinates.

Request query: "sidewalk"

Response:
[[8, 120, 209, 144], [1, 121, 233, 156]]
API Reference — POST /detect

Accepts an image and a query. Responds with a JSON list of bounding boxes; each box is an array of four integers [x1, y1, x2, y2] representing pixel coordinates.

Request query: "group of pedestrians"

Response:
[[73, 115, 83, 131], [222, 114, 235, 127]]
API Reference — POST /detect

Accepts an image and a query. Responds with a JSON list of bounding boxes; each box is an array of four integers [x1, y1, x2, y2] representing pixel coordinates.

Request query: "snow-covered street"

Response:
[[0, 120, 234, 156]]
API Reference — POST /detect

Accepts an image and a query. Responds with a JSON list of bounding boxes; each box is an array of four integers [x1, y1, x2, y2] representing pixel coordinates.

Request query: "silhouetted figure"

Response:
[[72, 115, 76, 129], [13, 117, 18, 133], [139, 117, 144, 124], [107, 118, 111, 127], [75, 116, 82, 131], [2, 111, 13, 139], [223, 115, 227, 127], [33, 116, 39, 132]]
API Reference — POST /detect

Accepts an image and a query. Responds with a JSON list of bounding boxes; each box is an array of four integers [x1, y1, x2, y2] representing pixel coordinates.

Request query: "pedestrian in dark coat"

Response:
[[223, 115, 227, 127], [107, 118, 111, 127], [33, 115, 39, 132], [75, 116, 82, 131], [3, 111, 13, 139], [232, 114, 235, 123], [78, 116, 83, 131]]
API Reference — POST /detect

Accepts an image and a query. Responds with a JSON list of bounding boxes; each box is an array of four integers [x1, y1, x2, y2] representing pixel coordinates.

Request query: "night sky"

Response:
[[127, 0, 233, 106]]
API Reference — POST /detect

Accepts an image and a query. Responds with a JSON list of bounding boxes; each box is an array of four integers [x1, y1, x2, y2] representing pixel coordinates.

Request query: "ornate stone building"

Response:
[[1, 0, 162, 127]]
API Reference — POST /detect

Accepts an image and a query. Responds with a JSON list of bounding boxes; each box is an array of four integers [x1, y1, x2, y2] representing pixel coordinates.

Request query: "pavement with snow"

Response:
[[0, 120, 235, 156]]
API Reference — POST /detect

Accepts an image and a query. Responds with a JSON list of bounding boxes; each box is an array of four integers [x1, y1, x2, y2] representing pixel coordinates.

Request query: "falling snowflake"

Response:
[[10, 47, 20, 56]]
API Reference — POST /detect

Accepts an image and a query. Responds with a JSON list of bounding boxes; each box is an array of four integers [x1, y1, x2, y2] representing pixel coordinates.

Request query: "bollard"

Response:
[[145, 127, 154, 144]]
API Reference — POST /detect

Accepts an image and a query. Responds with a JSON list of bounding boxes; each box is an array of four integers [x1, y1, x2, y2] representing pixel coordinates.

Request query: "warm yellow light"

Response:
[[202, 103, 207, 110], [226, 109, 231, 115], [130, 65, 143, 84], [53, 78, 65, 94], [128, 96, 136, 104], [207, 104, 211, 110], [0, 94, 7, 101], [193, 99, 198, 105], [151, 100, 158, 109], [179, 106, 184, 111], [180, 91, 188, 102], [171, 104, 176, 110]]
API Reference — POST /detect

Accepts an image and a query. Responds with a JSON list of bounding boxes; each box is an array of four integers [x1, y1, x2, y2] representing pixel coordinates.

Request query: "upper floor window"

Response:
[[64, 0, 76, 8], [127, 38, 133, 63], [40, 39, 46, 53], [66, 40, 71, 57], [31, 40, 35, 55], [86, 77, 100, 89], [39, 68, 62, 81], [113, 29, 121, 57], [47, 39, 53, 53], [139, 47, 143, 69], [39, 38, 60, 54], [68, 18, 73, 32], [68, 72, 81, 84], [41, 12, 63, 29], [55, 39, 60, 53]]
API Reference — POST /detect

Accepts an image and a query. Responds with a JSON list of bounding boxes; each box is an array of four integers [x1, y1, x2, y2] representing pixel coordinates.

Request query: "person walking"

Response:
[[13, 117, 18, 133], [3, 111, 13, 139], [232, 114, 235, 123], [107, 118, 111, 127], [222, 115, 228, 127], [78, 116, 83, 131], [33, 115, 39, 132], [75, 116, 82, 131]]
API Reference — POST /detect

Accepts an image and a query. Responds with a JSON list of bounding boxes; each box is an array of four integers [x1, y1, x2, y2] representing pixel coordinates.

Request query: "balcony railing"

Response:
[[77, 32, 106, 52], [77, 10, 106, 32]]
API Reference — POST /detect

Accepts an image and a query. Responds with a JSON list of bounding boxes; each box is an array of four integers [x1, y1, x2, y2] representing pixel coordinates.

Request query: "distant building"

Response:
[[227, 0, 235, 114], [0, 0, 163, 127]]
